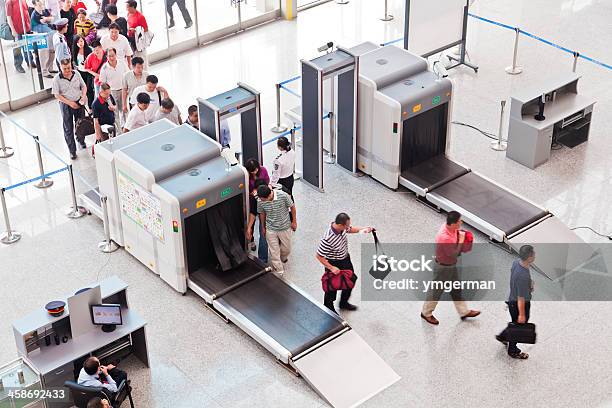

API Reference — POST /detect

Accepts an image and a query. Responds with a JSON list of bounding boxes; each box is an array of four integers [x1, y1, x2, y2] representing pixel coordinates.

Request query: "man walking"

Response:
[[100, 22, 132, 67], [51, 58, 87, 159], [316, 213, 373, 314], [420, 211, 480, 325], [256, 184, 296, 275], [121, 56, 146, 112], [99, 47, 128, 131], [496, 245, 535, 360], [166, 0, 191, 29], [5, 0, 33, 73]]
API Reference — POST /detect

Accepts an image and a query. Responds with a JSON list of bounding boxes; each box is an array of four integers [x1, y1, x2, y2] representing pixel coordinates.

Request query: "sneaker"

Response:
[[79, 142, 87, 149], [49, 69, 58, 74], [185, 21, 193, 29], [168, 20, 175, 28], [70, 152, 77, 160], [16, 65, 25, 74], [339, 302, 357, 311], [44, 73, 54, 78], [281, 258, 288, 263]]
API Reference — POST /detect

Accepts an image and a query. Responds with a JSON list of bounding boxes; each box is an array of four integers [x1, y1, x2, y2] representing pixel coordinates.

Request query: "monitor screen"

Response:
[[91, 304, 123, 326]]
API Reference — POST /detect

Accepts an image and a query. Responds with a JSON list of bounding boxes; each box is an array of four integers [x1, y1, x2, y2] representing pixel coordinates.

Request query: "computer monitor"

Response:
[[91, 304, 123, 333]]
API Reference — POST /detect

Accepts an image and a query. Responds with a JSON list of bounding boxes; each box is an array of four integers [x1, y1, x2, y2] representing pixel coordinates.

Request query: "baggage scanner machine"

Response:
[[344, 43, 601, 280], [94, 122, 399, 407]]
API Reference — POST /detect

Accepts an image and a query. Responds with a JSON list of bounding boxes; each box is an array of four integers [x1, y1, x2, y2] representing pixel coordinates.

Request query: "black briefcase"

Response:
[[505, 322, 537, 344]]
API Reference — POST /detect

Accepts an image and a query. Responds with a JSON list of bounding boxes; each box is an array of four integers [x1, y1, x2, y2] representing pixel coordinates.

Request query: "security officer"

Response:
[[270, 136, 296, 196], [52, 18, 71, 70]]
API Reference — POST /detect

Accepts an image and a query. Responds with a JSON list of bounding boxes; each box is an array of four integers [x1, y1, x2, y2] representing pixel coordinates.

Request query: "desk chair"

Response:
[[64, 380, 135, 408]]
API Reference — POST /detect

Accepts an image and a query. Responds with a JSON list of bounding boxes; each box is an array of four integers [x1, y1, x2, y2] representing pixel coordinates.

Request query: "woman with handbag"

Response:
[[72, 34, 94, 106], [316, 212, 373, 314]]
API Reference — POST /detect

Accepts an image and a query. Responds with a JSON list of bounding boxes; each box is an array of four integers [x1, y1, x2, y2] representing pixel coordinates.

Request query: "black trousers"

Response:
[[278, 175, 295, 197], [108, 367, 127, 385], [323, 257, 356, 310], [167, 0, 192, 24], [59, 102, 85, 154], [500, 301, 531, 355]]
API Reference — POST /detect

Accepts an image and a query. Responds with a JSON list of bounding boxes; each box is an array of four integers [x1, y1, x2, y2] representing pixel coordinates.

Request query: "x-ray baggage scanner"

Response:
[[93, 121, 399, 407], [198, 82, 263, 164], [352, 43, 601, 281], [80, 119, 178, 245], [301, 47, 358, 191]]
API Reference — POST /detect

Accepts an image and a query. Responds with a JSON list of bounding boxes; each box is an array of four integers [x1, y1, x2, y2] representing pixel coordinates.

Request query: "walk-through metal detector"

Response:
[[198, 82, 263, 164], [301, 48, 358, 191]]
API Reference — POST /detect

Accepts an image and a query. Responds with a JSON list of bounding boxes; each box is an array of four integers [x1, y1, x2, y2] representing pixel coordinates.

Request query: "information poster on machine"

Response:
[[117, 170, 165, 242]]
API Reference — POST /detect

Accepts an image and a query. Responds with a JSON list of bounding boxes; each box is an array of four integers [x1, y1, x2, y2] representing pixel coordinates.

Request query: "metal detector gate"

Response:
[[301, 48, 358, 191], [198, 82, 263, 164]]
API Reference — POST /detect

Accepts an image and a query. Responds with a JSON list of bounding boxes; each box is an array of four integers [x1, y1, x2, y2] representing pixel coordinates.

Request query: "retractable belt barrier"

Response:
[[0, 110, 102, 245]]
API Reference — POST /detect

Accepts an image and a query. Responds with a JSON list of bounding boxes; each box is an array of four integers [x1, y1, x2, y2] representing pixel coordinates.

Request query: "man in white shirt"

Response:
[[153, 98, 182, 125], [100, 22, 133, 68], [129, 74, 168, 114], [99, 48, 129, 131], [123, 92, 154, 132], [77, 356, 127, 395]]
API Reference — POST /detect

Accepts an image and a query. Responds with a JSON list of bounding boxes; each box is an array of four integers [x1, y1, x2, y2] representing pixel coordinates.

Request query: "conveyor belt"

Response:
[[189, 257, 267, 298], [399, 155, 468, 195], [215, 273, 346, 357], [428, 172, 548, 237]]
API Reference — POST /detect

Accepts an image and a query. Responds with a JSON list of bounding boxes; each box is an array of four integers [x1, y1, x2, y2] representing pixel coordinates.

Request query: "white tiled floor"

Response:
[[1, 0, 612, 407]]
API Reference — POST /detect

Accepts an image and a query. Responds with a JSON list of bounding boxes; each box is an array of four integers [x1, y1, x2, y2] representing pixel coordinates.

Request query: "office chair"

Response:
[[64, 380, 135, 408]]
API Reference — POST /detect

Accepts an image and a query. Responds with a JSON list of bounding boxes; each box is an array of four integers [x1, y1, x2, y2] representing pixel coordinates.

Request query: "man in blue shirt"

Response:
[[497, 245, 535, 359], [52, 18, 70, 70]]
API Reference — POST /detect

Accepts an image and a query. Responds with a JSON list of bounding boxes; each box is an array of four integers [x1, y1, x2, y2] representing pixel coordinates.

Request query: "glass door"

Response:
[[196, 0, 240, 40]]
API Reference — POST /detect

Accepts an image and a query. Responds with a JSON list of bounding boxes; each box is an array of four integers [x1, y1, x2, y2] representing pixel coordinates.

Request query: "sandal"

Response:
[[509, 352, 529, 360]]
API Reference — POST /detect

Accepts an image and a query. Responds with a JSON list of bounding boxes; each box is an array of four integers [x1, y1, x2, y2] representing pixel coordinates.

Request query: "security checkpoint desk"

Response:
[[12, 276, 149, 408]]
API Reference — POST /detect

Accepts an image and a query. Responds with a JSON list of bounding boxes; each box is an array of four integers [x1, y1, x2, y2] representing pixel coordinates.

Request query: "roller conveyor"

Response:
[[399, 155, 469, 196], [214, 273, 346, 359], [426, 172, 550, 241]]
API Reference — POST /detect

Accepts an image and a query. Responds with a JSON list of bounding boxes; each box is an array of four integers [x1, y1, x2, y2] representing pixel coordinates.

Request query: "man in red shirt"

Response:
[[420, 211, 480, 325], [125, 1, 147, 42], [5, 0, 34, 73]]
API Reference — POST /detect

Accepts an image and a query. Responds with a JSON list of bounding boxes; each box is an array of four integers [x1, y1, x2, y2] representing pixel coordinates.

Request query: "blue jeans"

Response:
[[13, 34, 33, 68], [257, 220, 268, 263]]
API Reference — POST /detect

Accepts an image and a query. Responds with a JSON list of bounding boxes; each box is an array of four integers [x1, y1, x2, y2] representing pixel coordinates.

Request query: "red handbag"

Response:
[[460, 230, 474, 252], [321, 269, 356, 292]]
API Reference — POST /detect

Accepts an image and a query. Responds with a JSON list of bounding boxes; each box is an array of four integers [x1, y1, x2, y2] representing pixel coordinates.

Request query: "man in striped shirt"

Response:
[[316, 213, 373, 313], [257, 184, 297, 275]]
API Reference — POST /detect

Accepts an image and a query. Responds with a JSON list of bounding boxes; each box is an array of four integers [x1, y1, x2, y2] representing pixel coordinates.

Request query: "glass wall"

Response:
[[0, 0, 280, 110]]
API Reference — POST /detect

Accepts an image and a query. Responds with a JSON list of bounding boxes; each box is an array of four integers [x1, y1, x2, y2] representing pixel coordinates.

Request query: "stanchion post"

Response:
[[491, 100, 508, 151], [66, 164, 87, 219], [98, 195, 118, 253], [0, 118, 15, 159], [33, 136, 53, 189], [0, 188, 21, 244], [271, 83, 288, 133], [505, 27, 523, 75], [380, 0, 393, 21], [572, 51, 579, 73]]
